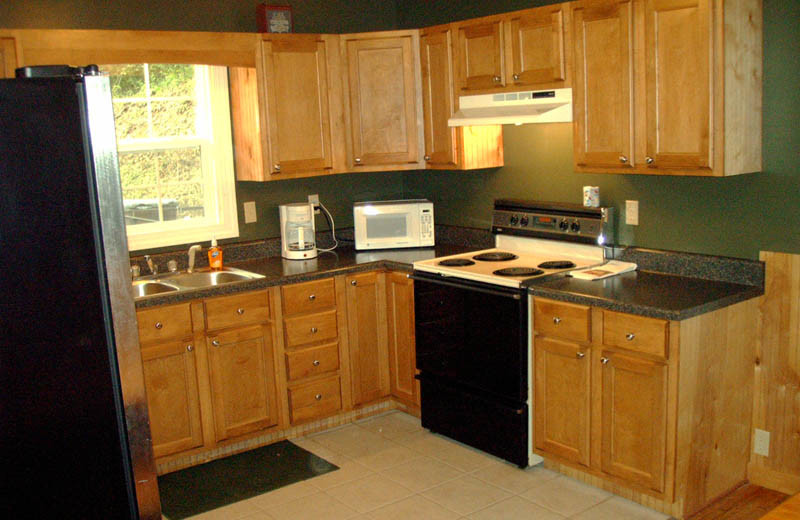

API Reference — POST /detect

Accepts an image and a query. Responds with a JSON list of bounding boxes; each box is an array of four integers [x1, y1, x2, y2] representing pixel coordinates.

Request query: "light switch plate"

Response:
[[625, 200, 639, 226], [243, 201, 257, 223], [753, 428, 770, 456]]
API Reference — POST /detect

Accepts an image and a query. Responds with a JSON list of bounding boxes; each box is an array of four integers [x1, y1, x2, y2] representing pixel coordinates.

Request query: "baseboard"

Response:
[[747, 462, 800, 495]]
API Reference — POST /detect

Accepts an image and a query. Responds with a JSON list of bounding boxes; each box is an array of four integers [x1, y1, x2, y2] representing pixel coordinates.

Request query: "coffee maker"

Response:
[[279, 202, 318, 260]]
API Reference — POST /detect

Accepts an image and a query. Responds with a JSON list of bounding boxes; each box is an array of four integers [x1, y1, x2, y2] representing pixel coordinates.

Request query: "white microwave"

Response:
[[353, 199, 435, 250]]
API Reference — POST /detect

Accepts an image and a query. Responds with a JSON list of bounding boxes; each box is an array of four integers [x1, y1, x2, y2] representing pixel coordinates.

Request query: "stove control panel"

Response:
[[491, 201, 614, 245]]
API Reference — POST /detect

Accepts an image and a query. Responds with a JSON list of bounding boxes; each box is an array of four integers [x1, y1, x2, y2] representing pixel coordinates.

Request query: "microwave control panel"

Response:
[[419, 205, 435, 245]]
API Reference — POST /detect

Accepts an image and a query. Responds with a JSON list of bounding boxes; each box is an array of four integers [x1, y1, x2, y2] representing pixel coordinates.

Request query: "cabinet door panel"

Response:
[[456, 21, 505, 92], [510, 6, 568, 88], [420, 28, 457, 167], [261, 36, 333, 175], [346, 272, 390, 404], [346, 35, 419, 167], [386, 272, 419, 406], [573, 1, 635, 169], [206, 325, 278, 441], [600, 350, 667, 492], [1, 38, 17, 79], [534, 337, 590, 466], [644, 0, 711, 170], [141, 340, 204, 458]]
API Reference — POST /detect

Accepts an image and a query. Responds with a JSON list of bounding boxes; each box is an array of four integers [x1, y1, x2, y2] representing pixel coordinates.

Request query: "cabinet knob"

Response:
[[492, 75, 501, 83], [309, 294, 316, 301], [601, 357, 609, 364], [553, 317, 561, 325], [187, 344, 194, 352], [513, 73, 520, 81], [576, 351, 585, 359], [351, 280, 357, 286], [619, 155, 628, 163], [274, 164, 281, 172], [646, 156, 655, 165], [625, 333, 635, 341], [424, 155, 431, 161], [212, 339, 221, 347], [312, 359, 320, 366], [315, 394, 323, 401], [311, 327, 318, 334], [354, 157, 362, 164], [155, 322, 163, 330], [237, 308, 245, 315]]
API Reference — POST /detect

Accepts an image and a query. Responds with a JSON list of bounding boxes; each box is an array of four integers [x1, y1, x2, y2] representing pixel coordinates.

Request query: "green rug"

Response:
[[158, 440, 338, 519]]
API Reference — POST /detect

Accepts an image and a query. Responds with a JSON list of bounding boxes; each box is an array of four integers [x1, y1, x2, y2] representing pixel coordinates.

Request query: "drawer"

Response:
[[284, 309, 338, 347], [137, 303, 193, 343], [603, 310, 668, 359], [282, 278, 336, 315], [285, 342, 339, 381], [289, 375, 342, 423], [205, 291, 269, 331], [534, 299, 591, 343]]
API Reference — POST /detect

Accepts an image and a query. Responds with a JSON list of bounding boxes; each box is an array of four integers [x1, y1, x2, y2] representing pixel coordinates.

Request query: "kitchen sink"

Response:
[[132, 266, 264, 299]]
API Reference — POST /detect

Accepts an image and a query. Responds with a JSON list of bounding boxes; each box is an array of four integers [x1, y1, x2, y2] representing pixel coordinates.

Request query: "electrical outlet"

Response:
[[753, 429, 770, 456], [625, 200, 639, 226], [243, 201, 257, 223], [308, 194, 320, 214]]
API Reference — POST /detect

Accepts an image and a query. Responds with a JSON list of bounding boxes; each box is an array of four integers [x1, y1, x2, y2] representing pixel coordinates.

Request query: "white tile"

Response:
[[240, 512, 277, 520], [471, 461, 560, 494], [356, 411, 423, 438], [268, 492, 359, 520], [571, 496, 670, 520], [311, 425, 390, 458], [392, 430, 460, 456], [429, 443, 498, 472], [366, 495, 461, 520], [308, 459, 375, 490], [325, 474, 414, 513], [185, 498, 263, 519], [521, 476, 612, 517], [380, 455, 465, 492], [467, 496, 566, 520], [422, 475, 512, 516], [352, 443, 423, 471], [247, 480, 319, 510]]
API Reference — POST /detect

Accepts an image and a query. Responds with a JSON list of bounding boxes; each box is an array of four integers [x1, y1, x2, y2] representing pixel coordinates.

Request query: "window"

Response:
[[104, 63, 239, 251]]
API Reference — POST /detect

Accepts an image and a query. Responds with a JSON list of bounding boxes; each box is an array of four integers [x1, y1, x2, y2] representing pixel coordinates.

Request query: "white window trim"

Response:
[[119, 65, 239, 252]]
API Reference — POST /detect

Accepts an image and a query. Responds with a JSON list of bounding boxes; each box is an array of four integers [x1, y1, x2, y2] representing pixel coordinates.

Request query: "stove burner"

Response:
[[493, 267, 545, 277], [438, 258, 476, 267], [538, 260, 577, 269], [473, 251, 518, 262]]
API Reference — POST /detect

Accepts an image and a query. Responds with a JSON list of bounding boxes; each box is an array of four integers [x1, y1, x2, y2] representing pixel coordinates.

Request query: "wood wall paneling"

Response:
[[1, 38, 18, 78], [229, 67, 264, 181]]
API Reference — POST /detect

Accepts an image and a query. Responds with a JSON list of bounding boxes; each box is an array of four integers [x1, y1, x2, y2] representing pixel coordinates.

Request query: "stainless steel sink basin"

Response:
[[132, 266, 264, 299]]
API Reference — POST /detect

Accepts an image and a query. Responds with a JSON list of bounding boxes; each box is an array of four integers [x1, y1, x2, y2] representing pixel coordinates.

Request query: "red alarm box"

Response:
[[257, 4, 293, 33]]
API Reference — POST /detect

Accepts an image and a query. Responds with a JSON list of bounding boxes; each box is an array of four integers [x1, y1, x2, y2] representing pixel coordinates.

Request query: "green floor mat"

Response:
[[158, 440, 338, 519]]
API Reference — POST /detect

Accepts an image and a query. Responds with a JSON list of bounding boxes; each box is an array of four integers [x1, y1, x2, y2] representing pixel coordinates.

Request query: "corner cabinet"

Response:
[[386, 271, 420, 408], [532, 297, 760, 518], [341, 31, 424, 171], [572, 0, 762, 176], [1, 38, 17, 78]]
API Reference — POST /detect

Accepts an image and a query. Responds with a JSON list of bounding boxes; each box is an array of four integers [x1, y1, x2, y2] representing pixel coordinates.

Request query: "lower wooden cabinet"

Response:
[[386, 271, 419, 407]]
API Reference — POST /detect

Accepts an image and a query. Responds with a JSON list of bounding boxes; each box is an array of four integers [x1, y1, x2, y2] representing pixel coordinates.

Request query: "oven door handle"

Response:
[[408, 274, 522, 300]]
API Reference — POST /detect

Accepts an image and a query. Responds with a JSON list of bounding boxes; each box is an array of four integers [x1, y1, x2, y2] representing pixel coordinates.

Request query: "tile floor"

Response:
[[172, 411, 671, 520]]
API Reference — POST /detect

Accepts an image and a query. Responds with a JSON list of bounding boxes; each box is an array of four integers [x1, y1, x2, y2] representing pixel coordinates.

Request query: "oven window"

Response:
[[367, 214, 407, 238]]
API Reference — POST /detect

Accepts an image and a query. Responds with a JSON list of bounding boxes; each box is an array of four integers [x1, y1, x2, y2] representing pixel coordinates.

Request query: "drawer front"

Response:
[[603, 310, 668, 359], [282, 278, 336, 315], [284, 309, 338, 347], [289, 375, 342, 423], [137, 303, 193, 343], [285, 342, 340, 381], [205, 291, 269, 331], [534, 298, 591, 343]]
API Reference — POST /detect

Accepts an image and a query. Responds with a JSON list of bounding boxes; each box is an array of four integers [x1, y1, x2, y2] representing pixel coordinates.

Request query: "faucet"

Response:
[[187, 245, 202, 273], [144, 255, 157, 275]]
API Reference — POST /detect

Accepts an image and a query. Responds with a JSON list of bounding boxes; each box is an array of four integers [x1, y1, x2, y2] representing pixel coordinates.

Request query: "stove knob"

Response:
[[571, 221, 581, 232], [519, 216, 529, 226], [559, 219, 569, 231], [509, 215, 519, 225]]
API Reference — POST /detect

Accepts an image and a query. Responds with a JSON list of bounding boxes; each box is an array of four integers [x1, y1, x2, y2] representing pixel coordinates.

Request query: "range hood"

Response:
[[448, 88, 572, 127]]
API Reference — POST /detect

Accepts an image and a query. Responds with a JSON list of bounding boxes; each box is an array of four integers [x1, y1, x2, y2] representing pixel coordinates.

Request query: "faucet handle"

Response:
[[130, 264, 141, 279], [167, 260, 178, 272]]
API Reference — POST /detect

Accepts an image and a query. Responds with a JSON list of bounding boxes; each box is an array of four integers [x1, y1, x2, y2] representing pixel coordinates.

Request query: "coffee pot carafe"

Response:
[[279, 203, 317, 260]]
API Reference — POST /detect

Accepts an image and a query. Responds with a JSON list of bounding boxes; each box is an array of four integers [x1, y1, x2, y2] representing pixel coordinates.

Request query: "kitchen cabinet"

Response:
[[386, 271, 419, 408], [341, 31, 424, 171], [420, 25, 504, 170], [1, 38, 17, 78], [344, 271, 390, 405], [453, 17, 506, 94], [572, 0, 762, 176]]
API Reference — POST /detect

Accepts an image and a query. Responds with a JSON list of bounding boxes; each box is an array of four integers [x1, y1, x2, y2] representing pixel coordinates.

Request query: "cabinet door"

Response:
[[260, 35, 333, 176], [644, 0, 711, 171], [206, 324, 278, 442], [420, 27, 457, 168], [1, 38, 16, 79], [534, 337, 590, 467], [508, 5, 569, 89], [386, 272, 419, 407], [455, 20, 505, 93], [599, 350, 668, 493], [345, 271, 390, 404], [141, 340, 204, 458], [345, 34, 419, 168], [572, 1, 635, 170]]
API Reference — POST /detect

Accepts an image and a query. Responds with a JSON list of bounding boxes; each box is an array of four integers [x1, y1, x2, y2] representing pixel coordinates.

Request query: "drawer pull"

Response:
[[187, 344, 193, 352], [309, 294, 316, 301], [311, 327, 318, 334], [601, 357, 609, 364], [350, 280, 357, 286], [212, 339, 221, 347], [155, 322, 163, 329], [553, 317, 561, 325], [625, 333, 635, 341], [237, 308, 245, 315], [576, 351, 585, 359], [312, 360, 320, 366], [315, 394, 322, 400]]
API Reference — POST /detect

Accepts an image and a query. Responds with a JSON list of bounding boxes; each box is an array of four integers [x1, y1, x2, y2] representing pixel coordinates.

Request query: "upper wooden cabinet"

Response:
[[341, 31, 424, 170], [573, 0, 762, 176], [454, 18, 506, 93], [1, 38, 17, 78]]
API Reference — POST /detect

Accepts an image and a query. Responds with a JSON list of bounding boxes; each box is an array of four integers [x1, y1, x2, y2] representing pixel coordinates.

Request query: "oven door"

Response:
[[411, 272, 527, 403]]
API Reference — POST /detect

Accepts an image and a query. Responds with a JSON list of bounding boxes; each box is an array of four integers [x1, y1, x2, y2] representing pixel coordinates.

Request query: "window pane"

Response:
[[119, 150, 158, 187], [151, 100, 196, 137], [163, 183, 205, 220], [149, 64, 195, 97], [113, 101, 149, 140], [106, 64, 146, 98], [157, 147, 203, 183]]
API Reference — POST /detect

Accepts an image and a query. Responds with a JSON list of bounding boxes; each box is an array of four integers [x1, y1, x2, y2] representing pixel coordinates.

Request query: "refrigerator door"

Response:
[[0, 73, 159, 518]]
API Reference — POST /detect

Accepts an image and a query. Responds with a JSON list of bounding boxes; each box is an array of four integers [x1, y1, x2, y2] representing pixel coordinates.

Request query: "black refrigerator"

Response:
[[0, 67, 161, 518]]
